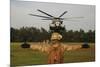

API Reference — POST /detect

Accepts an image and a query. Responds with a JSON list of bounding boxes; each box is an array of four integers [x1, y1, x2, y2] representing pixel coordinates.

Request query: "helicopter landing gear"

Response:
[[21, 42, 30, 48], [82, 42, 90, 48]]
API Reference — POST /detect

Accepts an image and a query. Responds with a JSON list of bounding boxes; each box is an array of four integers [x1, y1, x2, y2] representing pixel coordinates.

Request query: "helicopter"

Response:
[[29, 9, 83, 33]]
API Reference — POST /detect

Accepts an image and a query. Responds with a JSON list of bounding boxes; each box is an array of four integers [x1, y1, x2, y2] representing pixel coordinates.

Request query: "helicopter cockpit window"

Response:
[[61, 24, 65, 28], [55, 22, 61, 27], [50, 23, 55, 27]]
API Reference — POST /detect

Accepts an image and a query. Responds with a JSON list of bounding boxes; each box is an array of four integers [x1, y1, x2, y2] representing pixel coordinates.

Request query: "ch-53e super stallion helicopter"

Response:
[[29, 9, 83, 33]]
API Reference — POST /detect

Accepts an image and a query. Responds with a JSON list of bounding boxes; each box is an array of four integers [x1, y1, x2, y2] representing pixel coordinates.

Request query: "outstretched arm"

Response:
[[30, 44, 50, 53], [63, 45, 82, 51]]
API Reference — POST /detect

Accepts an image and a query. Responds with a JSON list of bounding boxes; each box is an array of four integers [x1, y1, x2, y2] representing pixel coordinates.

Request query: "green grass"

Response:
[[10, 42, 95, 66]]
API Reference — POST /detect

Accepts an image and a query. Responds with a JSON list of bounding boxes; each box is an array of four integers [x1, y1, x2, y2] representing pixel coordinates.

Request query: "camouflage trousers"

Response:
[[47, 47, 64, 64]]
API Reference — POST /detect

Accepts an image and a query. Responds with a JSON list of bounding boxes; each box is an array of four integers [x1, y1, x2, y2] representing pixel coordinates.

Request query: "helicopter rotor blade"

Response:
[[63, 19, 80, 22], [29, 14, 51, 19], [62, 17, 84, 20], [41, 18, 52, 20], [61, 17, 84, 22], [37, 9, 54, 17], [59, 11, 68, 17]]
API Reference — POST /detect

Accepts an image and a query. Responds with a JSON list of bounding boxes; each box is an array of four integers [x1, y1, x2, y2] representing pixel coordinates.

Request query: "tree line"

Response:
[[11, 27, 95, 43]]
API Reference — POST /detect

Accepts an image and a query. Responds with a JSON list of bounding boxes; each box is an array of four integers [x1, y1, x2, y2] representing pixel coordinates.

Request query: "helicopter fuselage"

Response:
[[50, 18, 65, 32]]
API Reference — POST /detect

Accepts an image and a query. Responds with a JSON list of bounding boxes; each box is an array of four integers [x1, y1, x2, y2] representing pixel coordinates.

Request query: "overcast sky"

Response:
[[11, 0, 95, 32]]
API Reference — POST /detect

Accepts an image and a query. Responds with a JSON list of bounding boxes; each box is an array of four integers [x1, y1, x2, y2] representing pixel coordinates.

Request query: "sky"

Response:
[[11, 0, 95, 32]]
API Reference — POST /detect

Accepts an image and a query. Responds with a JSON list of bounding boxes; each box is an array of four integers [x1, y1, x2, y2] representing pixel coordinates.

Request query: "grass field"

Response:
[[11, 42, 95, 66]]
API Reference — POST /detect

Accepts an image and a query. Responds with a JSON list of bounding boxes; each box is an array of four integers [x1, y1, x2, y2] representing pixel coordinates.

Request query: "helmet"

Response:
[[51, 32, 62, 40]]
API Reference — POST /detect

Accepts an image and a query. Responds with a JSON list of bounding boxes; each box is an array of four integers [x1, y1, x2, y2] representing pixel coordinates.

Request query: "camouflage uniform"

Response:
[[48, 32, 64, 64]]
